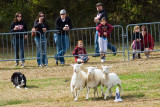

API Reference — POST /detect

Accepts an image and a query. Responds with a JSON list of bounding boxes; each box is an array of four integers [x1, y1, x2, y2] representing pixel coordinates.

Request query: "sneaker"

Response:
[[60, 62, 65, 65], [55, 60, 58, 65], [101, 57, 105, 62], [101, 59, 105, 62], [14, 63, 19, 66], [20, 63, 25, 67], [92, 54, 100, 57], [43, 64, 47, 67], [38, 65, 42, 67], [113, 48, 117, 56]]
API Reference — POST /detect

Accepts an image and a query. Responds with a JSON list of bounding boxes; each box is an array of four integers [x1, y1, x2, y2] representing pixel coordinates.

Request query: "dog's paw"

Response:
[[16, 86, 21, 89]]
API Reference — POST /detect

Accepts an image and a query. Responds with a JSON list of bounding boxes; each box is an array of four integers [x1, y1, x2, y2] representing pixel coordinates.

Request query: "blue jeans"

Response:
[[34, 35, 48, 65], [12, 37, 25, 63], [54, 34, 69, 63], [94, 31, 117, 53]]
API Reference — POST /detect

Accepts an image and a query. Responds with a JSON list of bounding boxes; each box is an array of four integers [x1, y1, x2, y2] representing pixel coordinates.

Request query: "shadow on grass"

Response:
[[27, 85, 39, 89], [85, 93, 145, 101]]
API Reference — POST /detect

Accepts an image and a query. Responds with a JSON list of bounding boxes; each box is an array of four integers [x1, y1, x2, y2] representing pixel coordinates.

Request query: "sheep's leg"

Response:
[[71, 85, 75, 98], [101, 85, 104, 97], [96, 88, 99, 98], [104, 87, 111, 100], [86, 87, 90, 100], [74, 88, 82, 102], [118, 84, 123, 95], [109, 88, 112, 97], [93, 88, 97, 99], [74, 87, 77, 99]]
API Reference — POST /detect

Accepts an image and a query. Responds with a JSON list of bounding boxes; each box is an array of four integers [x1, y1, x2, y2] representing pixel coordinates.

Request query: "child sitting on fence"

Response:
[[96, 17, 113, 62], [131, 26, 142, 59], [73, 40, 89, 63]]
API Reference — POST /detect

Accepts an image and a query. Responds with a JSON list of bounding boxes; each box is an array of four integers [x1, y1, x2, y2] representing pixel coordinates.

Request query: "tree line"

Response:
[[0, 0, 160, 33]]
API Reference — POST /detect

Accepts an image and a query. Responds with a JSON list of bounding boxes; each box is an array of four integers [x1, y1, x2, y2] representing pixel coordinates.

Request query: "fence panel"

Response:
[[45, 25, 125, 60], [126, 22, 160, 60], [0, 31, 41, 62]]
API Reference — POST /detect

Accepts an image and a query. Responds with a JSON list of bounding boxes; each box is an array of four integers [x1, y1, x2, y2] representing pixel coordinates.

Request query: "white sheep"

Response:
[[85, 67, 103, 99], [101, 66, 123, 100], [70, 63, 87, 101]]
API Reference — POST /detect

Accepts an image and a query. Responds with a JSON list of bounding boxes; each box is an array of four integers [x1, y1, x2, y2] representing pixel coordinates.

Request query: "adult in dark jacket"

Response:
[[33, 12, 49, 67], [54, 9, 72, 65], [93, 2, 117, 57], [10, 12, 27, 67]]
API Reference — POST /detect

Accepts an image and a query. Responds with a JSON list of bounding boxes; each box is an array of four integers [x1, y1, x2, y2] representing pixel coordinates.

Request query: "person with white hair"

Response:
[[54, 9, 72, 65]]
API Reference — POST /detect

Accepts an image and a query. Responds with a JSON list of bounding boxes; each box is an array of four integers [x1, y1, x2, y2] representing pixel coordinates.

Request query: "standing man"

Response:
[[54, 9, 72, 65], [92, 2, 117, 57]]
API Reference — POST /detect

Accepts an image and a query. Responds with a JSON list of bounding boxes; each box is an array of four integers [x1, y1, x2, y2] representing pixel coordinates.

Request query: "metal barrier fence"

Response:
[[0, 31, 41, 62], [0, 25, 124, 63], [45, 25, 124, 60], [126, 22, 160, 60]]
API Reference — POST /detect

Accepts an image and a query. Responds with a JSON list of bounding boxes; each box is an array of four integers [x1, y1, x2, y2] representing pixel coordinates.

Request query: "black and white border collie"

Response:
[[11, 72, 27, 89]]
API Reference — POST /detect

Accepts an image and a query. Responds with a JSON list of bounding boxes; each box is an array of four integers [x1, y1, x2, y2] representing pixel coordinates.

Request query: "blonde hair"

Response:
[[133, 26, 140, 33], [77, 40, 83, 44]]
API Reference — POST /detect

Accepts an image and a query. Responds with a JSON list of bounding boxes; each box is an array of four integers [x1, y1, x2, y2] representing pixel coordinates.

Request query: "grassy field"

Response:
[[0, 52, 160, 107]]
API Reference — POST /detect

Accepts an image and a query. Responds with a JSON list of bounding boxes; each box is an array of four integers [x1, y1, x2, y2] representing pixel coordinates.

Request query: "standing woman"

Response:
[[10, 12, 27, 67], [33, 12, 49, 67], [54, 9, 72, 65]]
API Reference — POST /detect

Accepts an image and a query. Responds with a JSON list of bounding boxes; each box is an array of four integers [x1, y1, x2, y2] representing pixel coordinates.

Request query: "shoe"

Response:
[[55, 60, 58, 65], [60, 62, 65, 65], [38, 65, 42, 67], [101, 57, 105, 62], [43, 64, 47, 67], [113, 48, 117, 56], [14, 63, 19, 66], [92, 54, 100, 57], [20, 63, 25, 67]]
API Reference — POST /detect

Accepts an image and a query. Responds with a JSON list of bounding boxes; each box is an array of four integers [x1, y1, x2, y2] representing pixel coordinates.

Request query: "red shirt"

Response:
[[96, 23, 113, 37], [73, 46, 87, 62], [141, 33, 154, 50]]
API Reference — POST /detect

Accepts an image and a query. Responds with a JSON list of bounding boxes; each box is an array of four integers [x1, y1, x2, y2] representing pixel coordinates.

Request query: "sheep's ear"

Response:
[[70, 64, 74, 66]]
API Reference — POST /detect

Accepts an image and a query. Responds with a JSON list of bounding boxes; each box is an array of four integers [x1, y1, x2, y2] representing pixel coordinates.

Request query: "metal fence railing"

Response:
[[45, 25, 125, 60], [0, 31, 41, 62], [2, 22, 160, 64], [126, 22, 160, 60]]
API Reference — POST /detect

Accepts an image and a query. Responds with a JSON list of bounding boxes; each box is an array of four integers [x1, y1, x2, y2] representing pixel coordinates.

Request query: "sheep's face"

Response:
[[86, 67, 97, 75], [71, 64, 83, 73], [102, 66, 112, 74]]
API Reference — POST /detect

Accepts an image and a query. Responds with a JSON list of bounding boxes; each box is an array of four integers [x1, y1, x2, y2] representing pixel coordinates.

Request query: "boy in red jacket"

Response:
[[73, 40, 89, 63]]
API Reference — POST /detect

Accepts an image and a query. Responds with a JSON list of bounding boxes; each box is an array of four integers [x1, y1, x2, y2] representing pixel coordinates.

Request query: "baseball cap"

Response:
[[96, 2, 103, 6], [60, 9, 66, 14]]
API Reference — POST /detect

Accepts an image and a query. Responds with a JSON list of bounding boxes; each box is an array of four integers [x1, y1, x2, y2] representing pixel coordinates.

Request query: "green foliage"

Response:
[[0, 0, 160, 32]]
